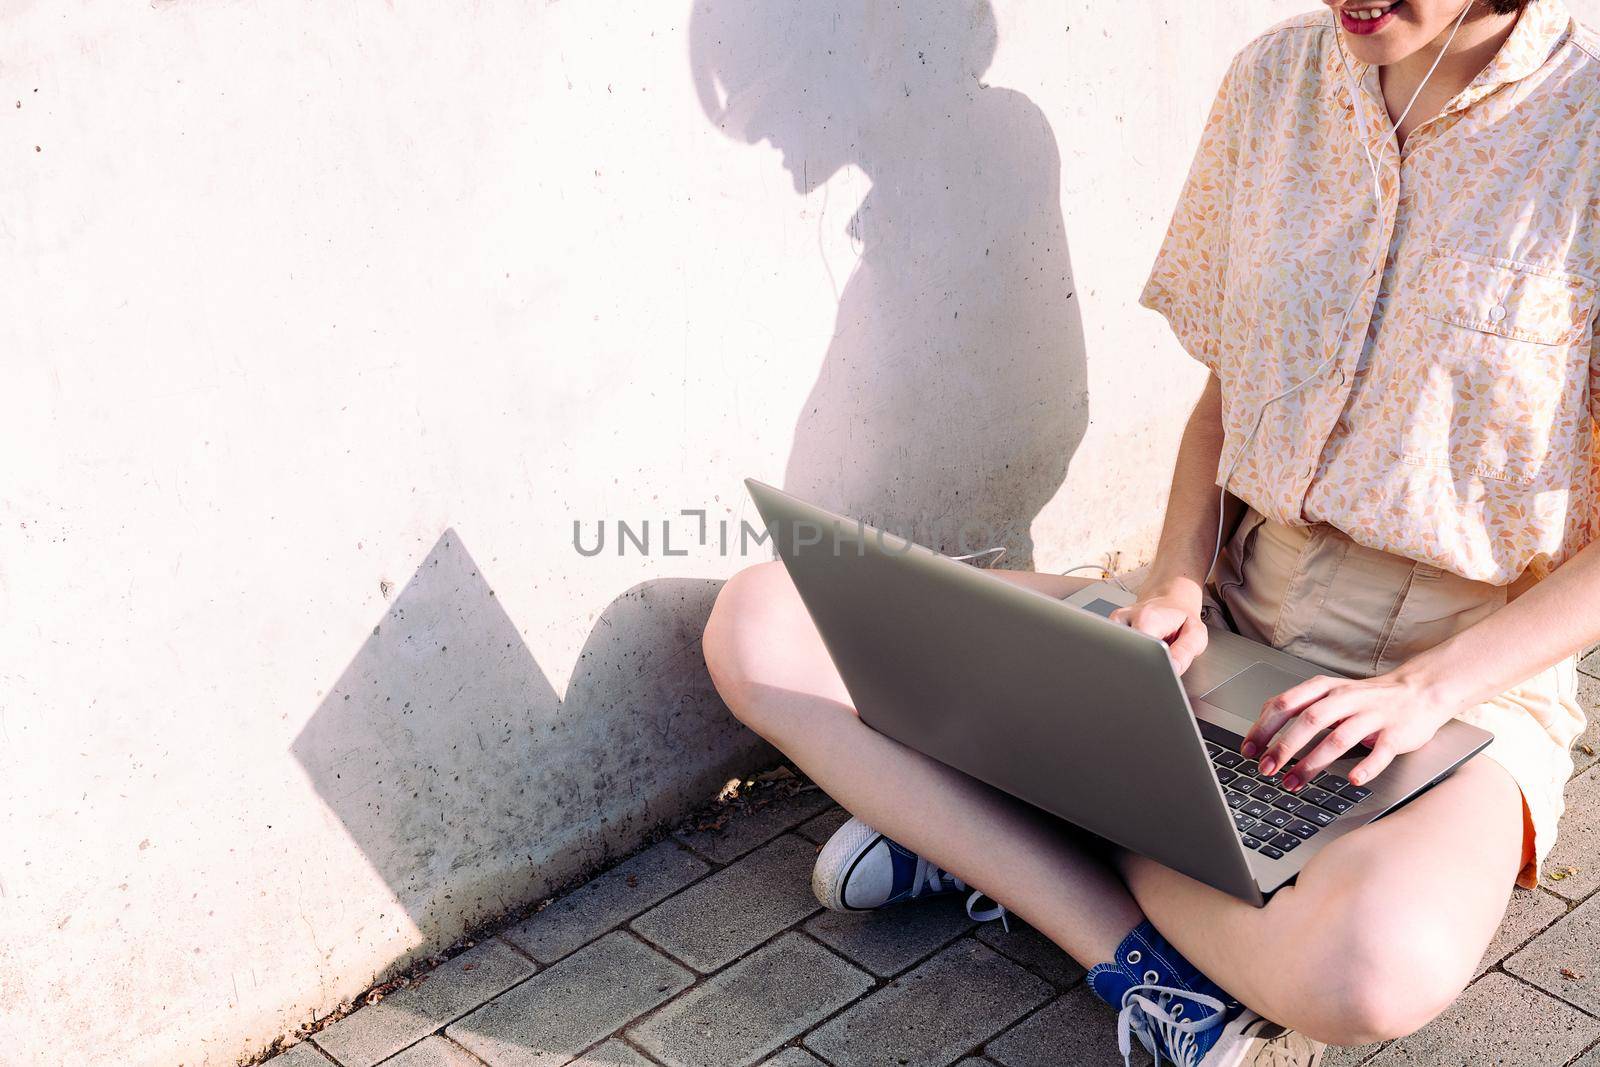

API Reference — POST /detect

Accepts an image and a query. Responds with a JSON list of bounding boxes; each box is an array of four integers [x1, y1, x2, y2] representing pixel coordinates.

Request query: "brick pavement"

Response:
[[268, 666, 1600, 1067]]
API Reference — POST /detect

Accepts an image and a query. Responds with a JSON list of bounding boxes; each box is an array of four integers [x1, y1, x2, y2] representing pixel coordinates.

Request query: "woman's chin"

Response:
[[1341, 31, 1416, 67], [1338, 5, 1428, 65]]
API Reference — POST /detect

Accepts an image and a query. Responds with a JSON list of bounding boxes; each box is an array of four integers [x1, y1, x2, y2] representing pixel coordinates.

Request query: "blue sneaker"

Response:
[[811, 817, 1007, 925], [1089, 921, 1323, 1067]]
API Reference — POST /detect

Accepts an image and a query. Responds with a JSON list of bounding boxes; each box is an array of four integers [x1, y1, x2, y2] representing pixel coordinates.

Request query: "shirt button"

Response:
[[1489, 304, 1507, 322]]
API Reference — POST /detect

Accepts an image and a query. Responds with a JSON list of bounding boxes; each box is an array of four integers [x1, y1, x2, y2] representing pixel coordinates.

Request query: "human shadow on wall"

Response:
[[691, 0, 1089, 567], [291, 530, 759, 940]]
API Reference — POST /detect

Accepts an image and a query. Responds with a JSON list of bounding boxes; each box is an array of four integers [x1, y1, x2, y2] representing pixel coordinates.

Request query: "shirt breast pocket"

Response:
[[1391, 251, 1597, 486]]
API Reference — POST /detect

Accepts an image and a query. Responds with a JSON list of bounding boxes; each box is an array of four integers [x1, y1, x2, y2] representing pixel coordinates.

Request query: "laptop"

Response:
[[745, 479, 1492, 906]]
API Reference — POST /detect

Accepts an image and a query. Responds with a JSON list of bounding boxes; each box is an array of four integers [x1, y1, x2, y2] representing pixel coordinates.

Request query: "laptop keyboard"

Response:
[[1197, 721, 1373, 861]]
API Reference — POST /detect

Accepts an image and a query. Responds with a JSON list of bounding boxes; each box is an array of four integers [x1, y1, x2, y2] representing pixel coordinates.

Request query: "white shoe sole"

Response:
[[811, 817, 881, 911], [1207, 1012, 1326, 1067]]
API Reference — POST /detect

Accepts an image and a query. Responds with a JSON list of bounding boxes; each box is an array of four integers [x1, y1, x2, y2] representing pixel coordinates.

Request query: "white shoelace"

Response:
[[1116, 984, 1228, 1067], [909, 857, 1010, 931]]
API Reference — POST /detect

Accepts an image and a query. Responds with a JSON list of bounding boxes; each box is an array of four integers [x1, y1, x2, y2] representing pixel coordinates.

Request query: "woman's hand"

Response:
[[1240, 669, 1463, 790], [1109, 577, 1209, 675]]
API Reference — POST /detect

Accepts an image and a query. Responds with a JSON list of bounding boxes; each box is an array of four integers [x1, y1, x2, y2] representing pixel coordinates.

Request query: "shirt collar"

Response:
[[1446, 0, 1573, 116], [1473, 0, 1573, 90], [1330, 0, 1573, 129]]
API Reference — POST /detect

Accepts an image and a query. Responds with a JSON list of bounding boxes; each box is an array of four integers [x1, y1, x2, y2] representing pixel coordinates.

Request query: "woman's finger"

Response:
[[1113, 604, 1184, 646], [1166, 614, 1210, 675], [1256, 687, 1361, 779], [1348, 737, 1401, 787], [1110, 605, 1164, 638], [1242, 675, 1340, 758], [1284, 712, 1383, 790]]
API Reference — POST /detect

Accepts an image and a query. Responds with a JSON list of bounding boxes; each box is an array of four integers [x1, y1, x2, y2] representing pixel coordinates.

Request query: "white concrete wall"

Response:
[[14, 1, 1582, 1063]]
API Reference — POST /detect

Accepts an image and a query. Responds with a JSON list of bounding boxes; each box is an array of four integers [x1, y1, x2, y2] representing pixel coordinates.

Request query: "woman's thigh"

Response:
[[704, 560, 1097, 720], [712, 560, 1525, 1041], [1122, 754, 1524, 1043]]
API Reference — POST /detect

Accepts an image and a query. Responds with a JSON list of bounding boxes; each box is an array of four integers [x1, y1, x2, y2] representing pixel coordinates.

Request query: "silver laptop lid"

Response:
[[746, 479, 1263, 905]]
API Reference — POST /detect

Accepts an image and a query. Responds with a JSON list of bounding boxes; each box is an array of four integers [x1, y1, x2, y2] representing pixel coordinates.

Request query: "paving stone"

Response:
[[759, 1050, 829, 1067], [1578, 645, 1600, 680], [803, 894, 976, 977], [675, 787, 836, 864], [313, 940, 536, 1067], [1575, 729, 1600, 779], [501, 841, 710, 964], [629, 932, 872, 1067], [1479, 888, 1569, 977], [795, 806, 851, 845], [1544, 766, 1600, 902], [1321, 1042, 1386, 1066], [266, 1043, 336, 1066], [1567, 1040, 1600, 1066], [1365, 973, 1598, 1066], [630, 834, 820, 973], [985, 985, 1151, 1067], [1506, 892, 1600, 1015], [380, 1037, 481, 1067], [447, 932, 691, 1067], [976, 920, 1088, 989], [1574, 675, 1600, 777], [804, 939, 1053, 1067], [564, 1040, 657, 1066]]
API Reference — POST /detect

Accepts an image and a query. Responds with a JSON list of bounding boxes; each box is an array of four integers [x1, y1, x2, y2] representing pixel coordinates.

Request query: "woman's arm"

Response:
[[1401, 545, 1600, 706], [1110, 373, 1226, 674], [1244, 536, 1600, 791]]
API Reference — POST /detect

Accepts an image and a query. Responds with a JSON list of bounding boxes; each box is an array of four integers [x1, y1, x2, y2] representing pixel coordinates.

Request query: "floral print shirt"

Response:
[[1141, 0, 1600, 586]]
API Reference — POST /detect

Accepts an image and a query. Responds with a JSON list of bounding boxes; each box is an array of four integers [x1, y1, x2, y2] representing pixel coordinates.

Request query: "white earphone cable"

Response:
[[1394, 0, 1475, 131], [1067, 4, 1475, 594], [1197, 1, 1474, 591]]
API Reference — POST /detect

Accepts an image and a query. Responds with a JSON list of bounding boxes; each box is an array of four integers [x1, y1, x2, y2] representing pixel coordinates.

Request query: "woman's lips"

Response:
[[1340, 4, 1399, 35]]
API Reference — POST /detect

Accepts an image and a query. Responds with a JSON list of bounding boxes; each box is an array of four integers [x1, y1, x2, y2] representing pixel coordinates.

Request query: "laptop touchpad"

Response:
[[1200, 662, 1314, 716]]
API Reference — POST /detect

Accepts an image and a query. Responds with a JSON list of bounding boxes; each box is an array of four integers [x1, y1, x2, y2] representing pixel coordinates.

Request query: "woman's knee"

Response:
[[1119, 859, 1465, 1045], [1313, 950, 1463, 1046], [702, 560, 806, 730], [703, 562, 774, 703], [1289, 882, 1473, 1045]]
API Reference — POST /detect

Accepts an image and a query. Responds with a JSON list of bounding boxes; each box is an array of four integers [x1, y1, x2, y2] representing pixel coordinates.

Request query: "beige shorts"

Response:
[[1203, 504, 1586, 888]]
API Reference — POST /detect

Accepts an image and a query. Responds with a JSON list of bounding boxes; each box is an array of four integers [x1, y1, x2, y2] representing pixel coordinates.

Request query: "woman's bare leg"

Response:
[[1122, 753, 1522, 1044], [702, 560, 1523, 1046], [702, 560, 1143, 965]]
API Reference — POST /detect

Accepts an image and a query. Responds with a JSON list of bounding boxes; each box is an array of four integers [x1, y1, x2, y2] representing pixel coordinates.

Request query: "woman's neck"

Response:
[[1382, 3, 1519, 142]]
